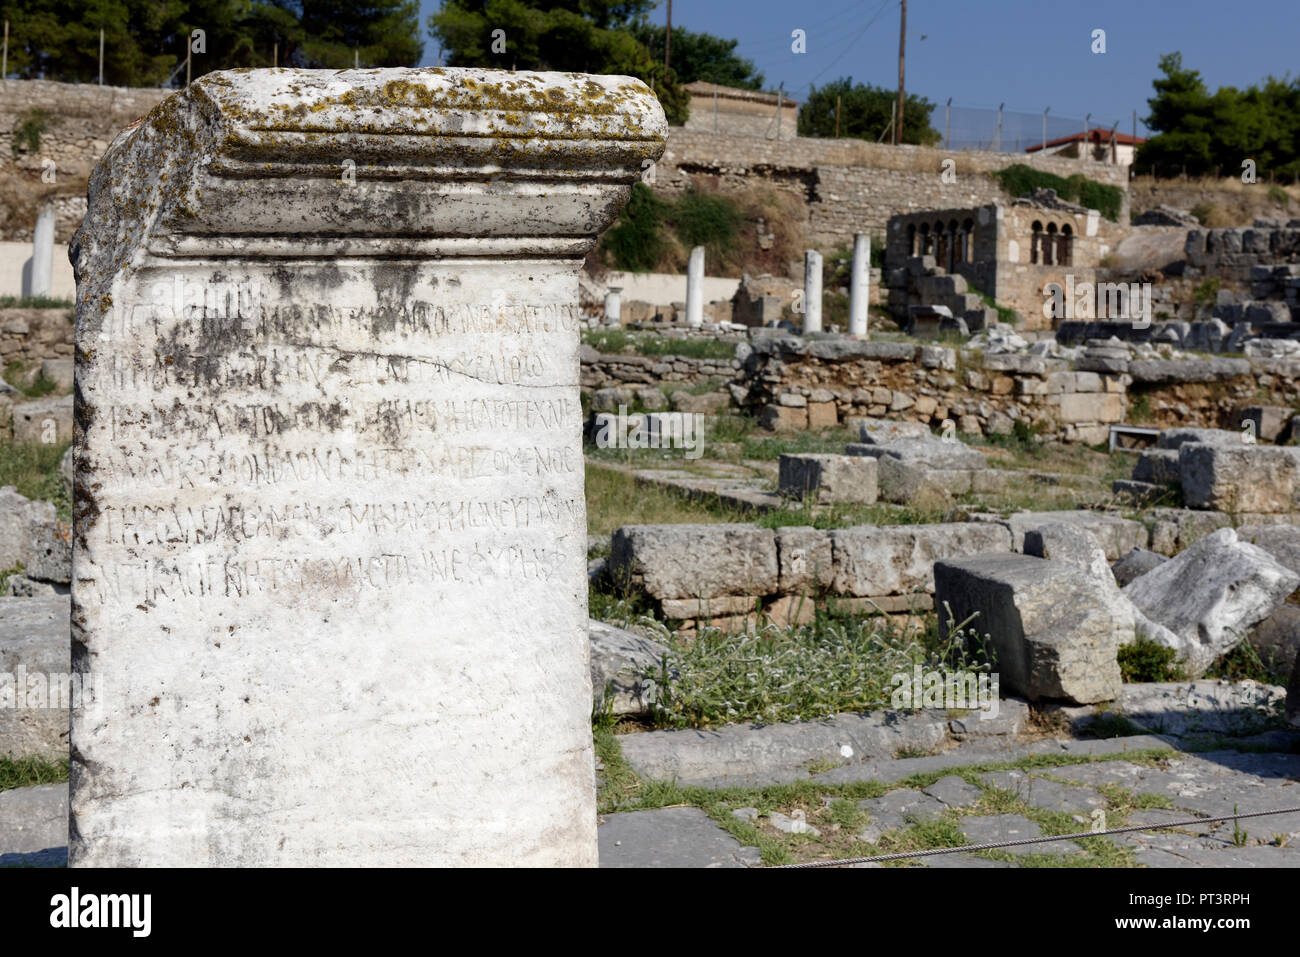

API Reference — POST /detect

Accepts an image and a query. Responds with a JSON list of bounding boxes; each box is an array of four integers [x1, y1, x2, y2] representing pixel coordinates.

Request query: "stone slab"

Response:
[[597, 807, 761, 868]]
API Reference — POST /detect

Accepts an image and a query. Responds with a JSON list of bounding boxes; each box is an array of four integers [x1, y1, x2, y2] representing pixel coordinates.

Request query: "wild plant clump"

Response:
[[638, 605, 994, 728]]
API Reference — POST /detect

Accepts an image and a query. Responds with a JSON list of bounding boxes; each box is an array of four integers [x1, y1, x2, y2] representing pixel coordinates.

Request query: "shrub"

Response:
[[1117, 635, 1184, 682], [11, 108, 48, 156], [600, 182, 669, 272], [1193, 277, 1221, 307], [991, 164, 1123, 222], [667, 188, 744, 263]]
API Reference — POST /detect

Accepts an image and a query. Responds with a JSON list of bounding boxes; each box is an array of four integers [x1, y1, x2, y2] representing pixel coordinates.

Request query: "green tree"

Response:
[[428, 0, 688, 124], [1134, 53, 1216, 176], [630, 23, 763, 91], [0, 0, 422, 85], [1137, 52, 1300, 180], [797, 76, 939, 145]]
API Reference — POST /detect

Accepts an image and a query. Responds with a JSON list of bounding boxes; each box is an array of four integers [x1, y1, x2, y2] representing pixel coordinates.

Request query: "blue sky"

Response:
[[415, 0, 1300, 145]]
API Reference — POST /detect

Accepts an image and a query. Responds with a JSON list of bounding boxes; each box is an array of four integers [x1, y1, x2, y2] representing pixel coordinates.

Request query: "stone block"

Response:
[[0, 597, 72, 761], [775, 525, 835, 593], [806, 400, 838, 429], [831, 523, 1014, 597], [1179, 444, 1300, 513], [1058, 392, 1124, 424], [1133, 449, 1180, 485], [1232, 405, 1293, 443], [11, 395, 72, 445], [851, 417, 931, 444], [25, 520, 71, 584], [778, 453, 877, 505], [0, 487, 55, 570], [1001, 511, 1148, 560], [845, 434, 986, 470], [760, 404, 808, 431], [1157, 427, 1244, 449], [1110, 548, 1168, 587], [39, 359, 74, 393], [935, 556, 1127, 704], [610, 524, 779, 600]]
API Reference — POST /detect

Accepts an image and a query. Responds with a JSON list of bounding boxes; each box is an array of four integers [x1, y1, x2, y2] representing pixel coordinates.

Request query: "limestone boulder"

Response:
[[1124, 528, 1300, 677], [934, 555, 1127, 704]]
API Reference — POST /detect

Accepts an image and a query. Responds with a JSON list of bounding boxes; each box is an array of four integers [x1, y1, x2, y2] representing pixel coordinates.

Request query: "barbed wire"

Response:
[[774, 804, 1300, 868]]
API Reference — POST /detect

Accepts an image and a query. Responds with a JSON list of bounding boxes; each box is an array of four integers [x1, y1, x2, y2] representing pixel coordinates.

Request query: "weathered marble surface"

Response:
[[69, 67, 665, 866]]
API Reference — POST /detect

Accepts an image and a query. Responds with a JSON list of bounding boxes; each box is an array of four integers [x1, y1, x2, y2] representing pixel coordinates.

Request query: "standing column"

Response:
[[603, 286, 622, 325], [803, 249, 823, 333], [29, 204, 54, 297], [68, 68, 666, 868], [848, 232, 869, 337], [685, 245, 704, 327]]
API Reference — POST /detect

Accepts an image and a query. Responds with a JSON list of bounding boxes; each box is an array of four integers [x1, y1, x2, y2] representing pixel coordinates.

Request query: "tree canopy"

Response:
[[427, 1, 692, 124], [630, 22, 763, 91], [1136, 52, 1300, 180], [0, 0, 422, 85], [798, 76, 940, 145]]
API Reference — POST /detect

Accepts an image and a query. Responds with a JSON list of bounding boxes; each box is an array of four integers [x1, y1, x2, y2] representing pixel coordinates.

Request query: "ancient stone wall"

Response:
[[0, 308, 74, 368], [659, 128, 1130, 250]]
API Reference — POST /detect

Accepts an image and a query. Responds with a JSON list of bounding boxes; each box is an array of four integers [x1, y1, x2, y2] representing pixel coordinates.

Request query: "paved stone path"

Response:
[[598, 736, 1300, 868]]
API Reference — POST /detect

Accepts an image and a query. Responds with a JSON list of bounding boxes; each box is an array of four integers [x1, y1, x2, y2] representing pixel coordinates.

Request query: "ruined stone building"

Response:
[[886, 193, 1128, 331]]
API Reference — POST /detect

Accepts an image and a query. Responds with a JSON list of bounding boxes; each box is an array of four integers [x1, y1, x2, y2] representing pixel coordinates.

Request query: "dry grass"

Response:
[[1130, 174, 1300, 226]]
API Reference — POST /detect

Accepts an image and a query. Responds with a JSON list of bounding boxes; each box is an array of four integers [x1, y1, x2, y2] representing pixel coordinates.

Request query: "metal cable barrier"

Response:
[[775, 805, 1300, 868]]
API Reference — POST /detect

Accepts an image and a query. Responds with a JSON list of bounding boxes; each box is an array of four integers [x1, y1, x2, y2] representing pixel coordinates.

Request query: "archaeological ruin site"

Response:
[[0, 1, 1298, 890]]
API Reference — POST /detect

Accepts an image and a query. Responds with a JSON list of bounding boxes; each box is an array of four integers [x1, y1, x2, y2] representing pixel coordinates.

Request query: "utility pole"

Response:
[[665, 0, 672, 72], [1110, 121, 1118, 164], [185, 38, 191, 87], [1132, 108, 1137, 142], [1042, 106, 1049, 154], [945, 97, 951, 149], [99, 28, 104, 85], [1084, 113, 1091, 161], [354, 48, 359, 69], [995, 102, 1003, 152], [273, 42, 278, 68], [4, 20, 10, 80], [895, 0, 906, 145], [835, 94, 841, 138]]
